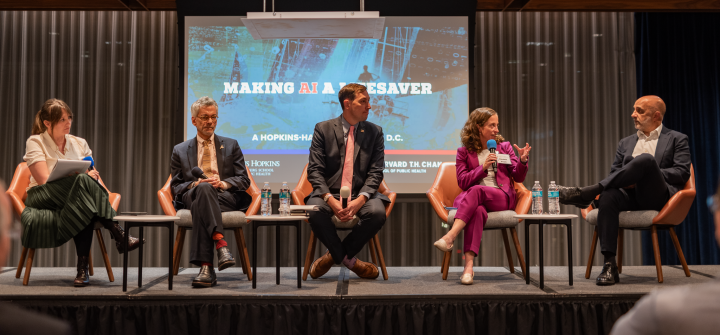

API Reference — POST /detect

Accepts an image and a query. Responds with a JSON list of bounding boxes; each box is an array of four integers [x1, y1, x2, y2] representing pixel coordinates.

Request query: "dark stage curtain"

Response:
[[635, 13, 720, 265], [13, 298, 635, 335]]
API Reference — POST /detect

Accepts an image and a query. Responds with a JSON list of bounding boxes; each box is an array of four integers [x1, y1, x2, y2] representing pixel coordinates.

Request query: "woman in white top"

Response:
[[22, 99, 142, 287]]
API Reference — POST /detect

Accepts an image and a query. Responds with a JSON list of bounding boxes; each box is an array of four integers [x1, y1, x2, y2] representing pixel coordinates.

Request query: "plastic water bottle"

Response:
[[532, 181, 543, 215], [261, 182, 272, 216], [548, 181, 560, 215], [279, 182, 290, 216]]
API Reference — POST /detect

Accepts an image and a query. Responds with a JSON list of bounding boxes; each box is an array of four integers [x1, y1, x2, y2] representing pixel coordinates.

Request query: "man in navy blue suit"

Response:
[[558, 95, 691, 286], [170, 96, 252, 288]]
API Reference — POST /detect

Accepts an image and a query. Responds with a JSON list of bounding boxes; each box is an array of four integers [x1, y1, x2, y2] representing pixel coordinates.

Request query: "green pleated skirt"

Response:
[[21, 173, 117, 249]]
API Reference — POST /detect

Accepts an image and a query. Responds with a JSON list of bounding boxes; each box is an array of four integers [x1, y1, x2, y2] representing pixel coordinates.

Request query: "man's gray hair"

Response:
[[191, 96, 219, 117]]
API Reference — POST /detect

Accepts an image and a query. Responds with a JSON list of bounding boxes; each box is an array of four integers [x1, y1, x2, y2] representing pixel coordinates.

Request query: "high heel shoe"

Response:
[[461, 272, 474, 285], [433, 238, 453, 252]]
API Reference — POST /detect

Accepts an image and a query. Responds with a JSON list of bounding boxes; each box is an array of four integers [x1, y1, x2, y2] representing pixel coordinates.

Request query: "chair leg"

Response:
[[233, 229, 247, 274], [586, 227, 598, 279], [368, 238, 379, 265], [23, 249, 35, 286], [618, 228, 624, 274], [172, 227, 186, 276], [501, 229, 515, 273], [441, 251, 449, 273], [16, 246, 28, 279], [235, 228, 252, 281], [442, 250, 451, 280], [88, 252, 94, 276], [669, 227, 691, 277], [302, 231, 317, 281], [373, 235, 388, 280], [510, 228, 526, 279], [651, 225, 663, 283], [96, 229, 114, 282]]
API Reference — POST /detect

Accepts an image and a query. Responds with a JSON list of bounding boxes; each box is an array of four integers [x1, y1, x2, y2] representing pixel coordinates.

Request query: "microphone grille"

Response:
[[191, 167, 205, 178], [486, 139, 497, 150], [340, 186, 351, 198]]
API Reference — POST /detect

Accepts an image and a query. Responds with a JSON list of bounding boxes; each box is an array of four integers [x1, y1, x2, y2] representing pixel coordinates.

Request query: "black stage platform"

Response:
[[1, 265, 716, 335]]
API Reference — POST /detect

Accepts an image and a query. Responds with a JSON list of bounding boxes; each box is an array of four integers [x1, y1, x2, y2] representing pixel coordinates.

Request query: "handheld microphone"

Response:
[[83, 156, 98, 180], [191, 167, 224, 192], [487, 139, 497, 173], [340, 186, 350, 209]]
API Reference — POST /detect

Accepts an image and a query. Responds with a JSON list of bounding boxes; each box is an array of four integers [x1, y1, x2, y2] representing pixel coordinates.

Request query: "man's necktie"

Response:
[[341, 125, 355, 203], [201, 140, 214, 178]]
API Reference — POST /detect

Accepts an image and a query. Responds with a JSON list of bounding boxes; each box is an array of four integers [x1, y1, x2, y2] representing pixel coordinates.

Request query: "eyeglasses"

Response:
[[196, 115, 219, 122], [708, 195, 719, 213]]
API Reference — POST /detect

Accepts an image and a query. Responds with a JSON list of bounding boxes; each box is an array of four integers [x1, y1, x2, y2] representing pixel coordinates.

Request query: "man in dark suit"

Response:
[[306, 83, 390, 280], [559, 95, 691, 286], [170, 96, 252, 288]]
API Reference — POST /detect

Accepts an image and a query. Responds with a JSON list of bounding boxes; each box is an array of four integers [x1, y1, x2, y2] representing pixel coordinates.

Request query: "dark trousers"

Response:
[[307, 195, 387, 264], [182, 183, 242, 265], [72, 223, 94, 257], [597, 154, 670, 255]]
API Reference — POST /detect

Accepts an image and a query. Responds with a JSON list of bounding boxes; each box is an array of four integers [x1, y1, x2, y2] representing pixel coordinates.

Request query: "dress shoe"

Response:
[[596, 262, 620, 286], [192, 265, 217, 288], [557, 185, 593, 209], [460, 272, 474, 285], [349, 259, 379, 279], [433, 238, 454, 252], [99, 219, 145, 254], [74, 256, 90, 287], [216, 246, 236, 271], [309, 251, 334, 279]]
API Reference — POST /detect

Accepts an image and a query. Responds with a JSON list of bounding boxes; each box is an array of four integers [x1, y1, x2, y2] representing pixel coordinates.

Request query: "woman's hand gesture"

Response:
[[513, 143, 532, 163]]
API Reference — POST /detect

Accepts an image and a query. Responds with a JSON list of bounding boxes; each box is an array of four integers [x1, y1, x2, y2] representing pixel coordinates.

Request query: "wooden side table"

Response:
[[514, 214, 577, 289], [246, 214, 303, 289], [114, 215, 179, 292]]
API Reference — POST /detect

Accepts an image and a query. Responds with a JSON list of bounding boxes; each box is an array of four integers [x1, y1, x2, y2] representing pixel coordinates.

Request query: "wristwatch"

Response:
[[323, 193, 333, 202]]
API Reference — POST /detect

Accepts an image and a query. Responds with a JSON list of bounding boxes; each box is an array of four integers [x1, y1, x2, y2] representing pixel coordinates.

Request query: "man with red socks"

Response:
[[170, 96, 252, 287], [305, 83, 390, 280]]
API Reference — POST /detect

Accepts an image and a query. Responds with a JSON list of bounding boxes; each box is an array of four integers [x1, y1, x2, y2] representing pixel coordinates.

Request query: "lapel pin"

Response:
[[220, 145, 224, 149], [361, 129, 364, 132]]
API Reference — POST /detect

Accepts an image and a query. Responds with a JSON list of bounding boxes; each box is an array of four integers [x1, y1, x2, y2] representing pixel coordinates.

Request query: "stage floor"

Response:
[[1, 264, 716, 300]]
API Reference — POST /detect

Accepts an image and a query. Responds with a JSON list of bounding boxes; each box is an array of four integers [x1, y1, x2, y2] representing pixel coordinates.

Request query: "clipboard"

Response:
[[47, 159, 91, 183]]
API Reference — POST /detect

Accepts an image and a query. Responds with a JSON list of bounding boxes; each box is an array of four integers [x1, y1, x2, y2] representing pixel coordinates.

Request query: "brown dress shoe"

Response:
[[309, 251, 334, 279], [349, 259, 379, 279]]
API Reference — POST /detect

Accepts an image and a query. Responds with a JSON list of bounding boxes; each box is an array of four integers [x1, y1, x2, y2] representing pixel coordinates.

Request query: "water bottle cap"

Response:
[[551, 181, 555, 183], [535, 181, 539, 183], [283, 181, 287, 183]]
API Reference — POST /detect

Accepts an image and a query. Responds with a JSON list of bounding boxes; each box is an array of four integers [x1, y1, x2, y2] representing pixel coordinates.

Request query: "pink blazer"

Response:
[[453, 142, 528, 209]]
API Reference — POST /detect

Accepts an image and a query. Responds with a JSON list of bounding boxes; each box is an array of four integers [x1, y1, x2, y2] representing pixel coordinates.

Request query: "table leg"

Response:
[[276, 224, 280, 285], [168, 223, 174, 290], [123, 223, 129, 292], [525, 221, 530, 285], [138, 226, 143, 287], [296, 221, 301, 289], [567, 220, 573, 286], [539, 220, 544, 290], [252, 223, 257, 289]]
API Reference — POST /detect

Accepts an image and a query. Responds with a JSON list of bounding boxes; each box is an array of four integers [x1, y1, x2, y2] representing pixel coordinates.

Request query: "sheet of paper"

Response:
[[47, 159, 91, 182]]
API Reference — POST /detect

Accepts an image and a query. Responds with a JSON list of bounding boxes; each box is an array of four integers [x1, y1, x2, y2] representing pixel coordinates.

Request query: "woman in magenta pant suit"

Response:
[[434, 108, 532, 285]]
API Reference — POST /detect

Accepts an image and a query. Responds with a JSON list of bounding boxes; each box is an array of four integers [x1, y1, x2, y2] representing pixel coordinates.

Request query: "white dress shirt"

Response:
[[23, 131, 93, 190], [632, 124, 663, 158], [476, 150, 499, 188]]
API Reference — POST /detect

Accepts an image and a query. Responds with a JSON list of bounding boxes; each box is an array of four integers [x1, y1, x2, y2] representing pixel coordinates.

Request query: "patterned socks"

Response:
[[342, 255, 357, 269], [213, 231, 227, 249]]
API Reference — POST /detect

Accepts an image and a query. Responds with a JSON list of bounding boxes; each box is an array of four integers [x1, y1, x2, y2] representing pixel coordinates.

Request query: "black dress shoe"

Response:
[[192, 265, 217, 288], [98, 218, 145, 254], [216, 246, 235, 271], [596, 262, 620, 286], [557, 185, 593, 209], [74, 256, 90, 287]]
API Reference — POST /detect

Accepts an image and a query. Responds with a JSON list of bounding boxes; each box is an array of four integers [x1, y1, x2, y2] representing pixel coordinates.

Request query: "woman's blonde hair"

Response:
[[32, 99, 73, 135], [461, 107, 505, 153]]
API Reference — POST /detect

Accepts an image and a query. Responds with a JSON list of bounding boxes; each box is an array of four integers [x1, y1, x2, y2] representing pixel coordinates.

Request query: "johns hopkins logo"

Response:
[[247, 160, 280, 167]]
